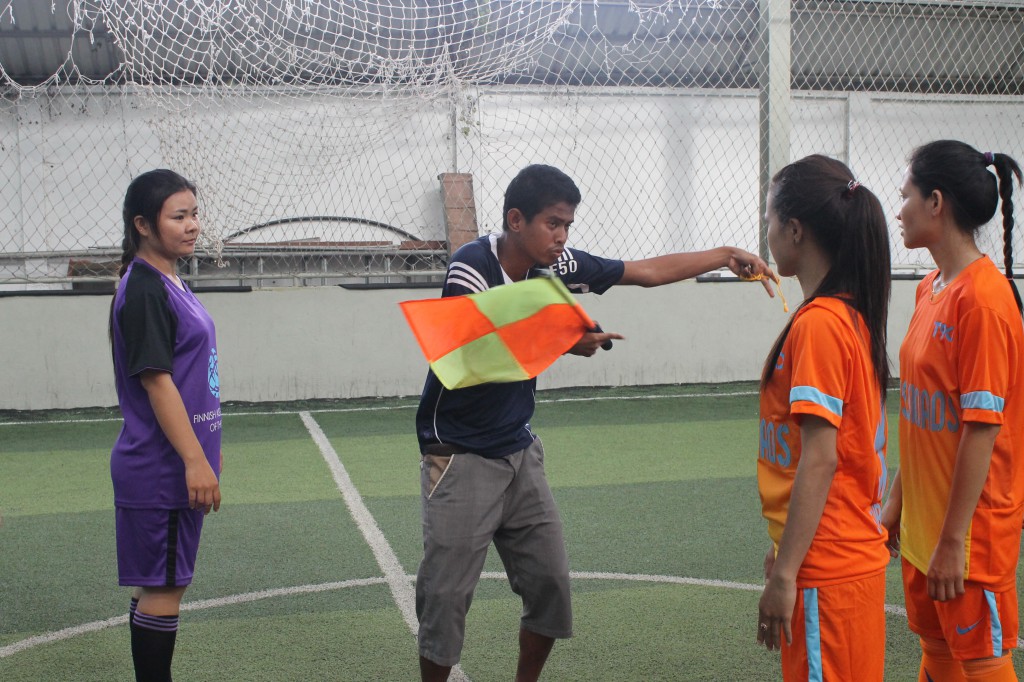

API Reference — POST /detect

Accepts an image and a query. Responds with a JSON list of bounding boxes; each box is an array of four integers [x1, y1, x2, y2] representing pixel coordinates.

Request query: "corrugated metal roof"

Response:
[[0, 0, 120, 84]]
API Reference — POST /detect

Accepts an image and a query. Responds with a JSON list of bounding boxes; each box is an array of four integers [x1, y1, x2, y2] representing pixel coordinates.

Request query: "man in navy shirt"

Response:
[[415, 164, 775, 681]]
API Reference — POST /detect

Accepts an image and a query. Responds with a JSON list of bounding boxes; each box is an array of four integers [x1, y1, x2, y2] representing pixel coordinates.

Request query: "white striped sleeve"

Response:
[[446, 262, 489, 293]]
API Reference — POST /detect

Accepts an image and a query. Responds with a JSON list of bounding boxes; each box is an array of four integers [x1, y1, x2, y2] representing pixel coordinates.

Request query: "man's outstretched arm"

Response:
[[619, 246, 775, 295]]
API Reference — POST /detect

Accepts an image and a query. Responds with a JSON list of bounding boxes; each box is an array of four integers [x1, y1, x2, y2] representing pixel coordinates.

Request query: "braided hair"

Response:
[[907, 140, 1023, 314]]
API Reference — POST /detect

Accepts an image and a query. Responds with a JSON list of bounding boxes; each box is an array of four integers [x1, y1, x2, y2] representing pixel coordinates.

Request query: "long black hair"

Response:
[[761, 155, 892, 395], [109, 169, 197, 345], [907, 139, 1023, 314], [117, 169, 197, 278]]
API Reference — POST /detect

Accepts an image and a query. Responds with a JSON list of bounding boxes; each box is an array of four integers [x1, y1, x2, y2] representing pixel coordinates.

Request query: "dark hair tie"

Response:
[[984, 151, 995, 165]]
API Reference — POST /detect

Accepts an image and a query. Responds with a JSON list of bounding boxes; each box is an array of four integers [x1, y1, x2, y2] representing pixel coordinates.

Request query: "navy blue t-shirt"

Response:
[[415, 234, 624, 458]]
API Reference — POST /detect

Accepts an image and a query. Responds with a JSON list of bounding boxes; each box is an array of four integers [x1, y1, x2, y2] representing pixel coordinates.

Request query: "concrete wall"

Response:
[[0, 279, 920, 411]]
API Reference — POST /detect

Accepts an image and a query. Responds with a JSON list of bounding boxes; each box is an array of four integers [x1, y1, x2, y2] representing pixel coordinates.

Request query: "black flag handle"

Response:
[[590, 323, 614, 351]]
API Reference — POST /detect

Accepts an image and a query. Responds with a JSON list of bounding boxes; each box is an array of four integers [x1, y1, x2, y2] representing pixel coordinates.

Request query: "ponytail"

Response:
[[908, 140, 1023, 316], [991, 152, 1023, 314], [760, 155, 891, 396], [109, 221, 141, 347], [117, 225, 141, 278]]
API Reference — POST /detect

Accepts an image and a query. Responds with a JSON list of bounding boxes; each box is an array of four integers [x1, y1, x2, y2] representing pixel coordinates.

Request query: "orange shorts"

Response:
[[781, 571, 886, 682], [902, 557, 1019, 660]]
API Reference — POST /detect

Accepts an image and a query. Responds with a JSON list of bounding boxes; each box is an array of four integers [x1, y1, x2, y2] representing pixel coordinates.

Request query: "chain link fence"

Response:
[[0, 0, 1021, 290]]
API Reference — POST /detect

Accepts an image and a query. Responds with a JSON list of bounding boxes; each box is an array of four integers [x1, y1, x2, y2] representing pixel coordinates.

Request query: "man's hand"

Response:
[[730, 251, 778, 298], [567, 329, 623, 357]]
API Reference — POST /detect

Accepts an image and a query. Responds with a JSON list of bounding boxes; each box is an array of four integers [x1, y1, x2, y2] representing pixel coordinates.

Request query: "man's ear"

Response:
[[506, 208, 524, 234]]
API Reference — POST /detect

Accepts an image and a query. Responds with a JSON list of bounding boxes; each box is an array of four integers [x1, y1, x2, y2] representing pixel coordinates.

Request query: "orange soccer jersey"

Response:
[[898, 256, 1024, 591], [758, 296, 890, 587]]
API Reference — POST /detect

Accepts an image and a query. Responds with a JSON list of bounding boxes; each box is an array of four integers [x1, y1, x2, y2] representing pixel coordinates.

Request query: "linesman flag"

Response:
[[400, 276, 598, 390]]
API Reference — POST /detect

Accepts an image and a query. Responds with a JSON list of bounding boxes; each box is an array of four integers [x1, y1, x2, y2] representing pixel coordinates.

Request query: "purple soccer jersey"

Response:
[[110, 258, 221, 509]]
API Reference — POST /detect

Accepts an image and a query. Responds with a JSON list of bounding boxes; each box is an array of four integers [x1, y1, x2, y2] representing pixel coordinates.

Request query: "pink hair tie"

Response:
[[844, 179, 861, 199]]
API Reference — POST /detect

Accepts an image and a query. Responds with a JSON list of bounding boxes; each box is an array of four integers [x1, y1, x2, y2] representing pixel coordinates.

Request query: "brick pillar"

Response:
[[438, 172, 478, 258]]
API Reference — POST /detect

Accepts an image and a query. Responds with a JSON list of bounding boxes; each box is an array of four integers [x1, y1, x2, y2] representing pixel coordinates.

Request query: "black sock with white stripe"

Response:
[[130, 612, 179, 682]]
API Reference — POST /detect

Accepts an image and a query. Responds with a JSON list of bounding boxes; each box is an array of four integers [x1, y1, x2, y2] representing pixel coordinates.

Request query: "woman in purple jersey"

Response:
[[109, 169, 222, 682]]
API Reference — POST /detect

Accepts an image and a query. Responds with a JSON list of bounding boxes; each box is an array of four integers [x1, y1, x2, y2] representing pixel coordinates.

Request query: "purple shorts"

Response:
[[115, 507, 205, 587]]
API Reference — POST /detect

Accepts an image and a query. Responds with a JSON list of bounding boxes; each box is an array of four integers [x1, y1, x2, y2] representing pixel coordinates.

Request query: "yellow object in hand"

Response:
[[742, 272, 789, 313]]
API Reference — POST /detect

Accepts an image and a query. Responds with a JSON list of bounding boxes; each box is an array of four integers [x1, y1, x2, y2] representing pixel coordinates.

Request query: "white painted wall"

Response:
[[0, 86, 1015, 408], [0, 279, 920, 410], [2, 88, 1021, 288]]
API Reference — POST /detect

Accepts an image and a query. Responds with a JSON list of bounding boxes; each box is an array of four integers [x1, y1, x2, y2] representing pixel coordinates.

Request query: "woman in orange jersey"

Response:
[[755, 155, 892, 681], [881, 140, 1024, 682]]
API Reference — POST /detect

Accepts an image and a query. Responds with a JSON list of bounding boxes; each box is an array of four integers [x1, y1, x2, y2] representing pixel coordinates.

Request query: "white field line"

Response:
[[297, 412, 418, 634], [178, 577, 387, 612], [565, 571, 762, 591], [565, 572, 910, 618], [0, 577, 386, 659], [297, 412, 472, 682], [0, 404, 417, 426], [0, 616, 126, 659], [3, 570, 1018, 660], [540, 391, 755, 403], [0, 386, 904, 427]]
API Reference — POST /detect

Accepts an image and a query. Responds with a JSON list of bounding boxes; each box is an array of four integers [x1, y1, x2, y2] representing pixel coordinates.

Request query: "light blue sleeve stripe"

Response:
[[804, 587, 823, 682], [874, 397, 887, 454], [790, 386, 843, 418], [985, 590, 1004, 657], [960, 391, 1005, 413], [874, 397, 889, 503]]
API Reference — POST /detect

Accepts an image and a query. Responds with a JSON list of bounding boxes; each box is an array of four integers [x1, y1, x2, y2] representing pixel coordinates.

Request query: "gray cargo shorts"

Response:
[[415, 437, 572, 667]]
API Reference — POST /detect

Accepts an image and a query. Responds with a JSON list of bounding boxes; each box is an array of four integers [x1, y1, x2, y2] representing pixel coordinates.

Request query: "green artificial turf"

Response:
[[2, 386, 1022, 681]]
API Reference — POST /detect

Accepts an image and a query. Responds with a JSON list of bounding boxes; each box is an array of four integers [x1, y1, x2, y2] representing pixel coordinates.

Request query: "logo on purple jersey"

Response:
[[208, 348, 220, 398]]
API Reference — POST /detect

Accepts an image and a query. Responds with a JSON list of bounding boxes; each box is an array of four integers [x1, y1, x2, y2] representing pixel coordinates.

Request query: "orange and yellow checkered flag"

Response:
[[400, 277, 597, 390]]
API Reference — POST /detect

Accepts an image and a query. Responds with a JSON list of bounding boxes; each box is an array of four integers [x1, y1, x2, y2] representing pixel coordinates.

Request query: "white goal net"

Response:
[[0, 0, 1022, 289]]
